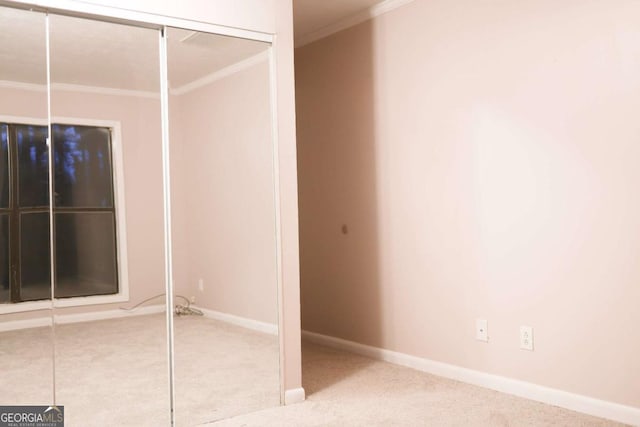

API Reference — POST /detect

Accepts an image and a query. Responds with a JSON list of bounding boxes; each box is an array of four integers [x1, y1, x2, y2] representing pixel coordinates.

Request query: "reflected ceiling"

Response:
[[0, 8, 269, 93], [0, 1, 388, 91]]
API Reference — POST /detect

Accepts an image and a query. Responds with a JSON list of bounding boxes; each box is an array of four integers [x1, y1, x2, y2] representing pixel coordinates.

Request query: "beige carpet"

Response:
[[0, 316, 628, 426], [0, 325, 55, 405], [0, 313, 280, 426], [211, 342, 628, 427]]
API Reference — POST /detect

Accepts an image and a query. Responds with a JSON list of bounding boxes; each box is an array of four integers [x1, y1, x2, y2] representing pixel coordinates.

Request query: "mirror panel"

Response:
[[166, 28, 280, 424], [0, 6, 54, 405], [0, 7, 282, 422], [48, 14, 169, 425]]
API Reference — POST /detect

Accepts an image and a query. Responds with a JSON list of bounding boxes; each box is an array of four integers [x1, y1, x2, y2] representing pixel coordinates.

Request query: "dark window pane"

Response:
[[54, 212, 118, 298], [17, 125, 50, 208], [20, 212, 51, 301], [0, 124, 9, 208], [0, 214, 9, 303], [53, 125, 113, 208]]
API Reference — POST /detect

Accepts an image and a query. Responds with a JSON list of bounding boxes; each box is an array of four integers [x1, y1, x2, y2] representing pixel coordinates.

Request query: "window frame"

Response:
[[0, 115, 129, 314]]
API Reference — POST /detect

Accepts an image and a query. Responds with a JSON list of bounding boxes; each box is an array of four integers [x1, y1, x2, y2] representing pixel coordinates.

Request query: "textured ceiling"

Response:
[[0, 7, 268, 92], [0, 1, 384, 91]]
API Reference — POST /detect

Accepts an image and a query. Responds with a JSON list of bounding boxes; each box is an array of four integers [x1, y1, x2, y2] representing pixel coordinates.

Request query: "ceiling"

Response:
[[293, 0, 384, 41], [0, 2, 382, 92]]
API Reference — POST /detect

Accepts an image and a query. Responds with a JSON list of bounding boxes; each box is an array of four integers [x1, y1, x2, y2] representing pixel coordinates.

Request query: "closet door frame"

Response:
[[0, 0, 272, 42], [0, 0, 285, 415]]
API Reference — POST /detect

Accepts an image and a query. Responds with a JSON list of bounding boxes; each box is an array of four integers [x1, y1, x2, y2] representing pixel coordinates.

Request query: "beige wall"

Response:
[[296, 0, 640, 409], [170, 59, 278, 324], [0, 87, 48, 120]]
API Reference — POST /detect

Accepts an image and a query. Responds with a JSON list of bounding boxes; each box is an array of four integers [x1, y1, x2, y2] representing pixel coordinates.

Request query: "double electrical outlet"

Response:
[[520, 325, 533, 351], [476, 319, 534, 351]]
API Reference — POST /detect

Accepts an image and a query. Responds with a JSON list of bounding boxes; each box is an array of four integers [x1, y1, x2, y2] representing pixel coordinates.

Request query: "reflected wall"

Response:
[[167, 28, 280, 424], [0, 5, 53, 405]]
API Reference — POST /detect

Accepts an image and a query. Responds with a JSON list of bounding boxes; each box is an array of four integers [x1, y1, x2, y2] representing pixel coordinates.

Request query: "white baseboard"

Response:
[[197, 307, 278, 335], [0, 316, 52, 332], [54, 305, 165, 325], [302, 330, 640, 426], [1, 304, 277, 337], [284, 387, 306, 405], [0, 305, 165, 332]]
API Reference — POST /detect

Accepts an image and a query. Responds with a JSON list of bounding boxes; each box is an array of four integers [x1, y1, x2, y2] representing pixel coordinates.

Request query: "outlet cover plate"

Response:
[[520, 325, 534, 351]]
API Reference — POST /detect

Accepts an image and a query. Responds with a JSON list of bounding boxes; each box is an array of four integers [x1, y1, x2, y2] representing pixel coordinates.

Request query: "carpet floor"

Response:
[[211, 342, 628, 427], [0, 313, 280, 426], [0, 315, 628, 426]]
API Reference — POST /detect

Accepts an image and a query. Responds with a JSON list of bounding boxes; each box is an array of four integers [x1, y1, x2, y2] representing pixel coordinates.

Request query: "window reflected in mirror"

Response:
[[0, 5, 281, 424]]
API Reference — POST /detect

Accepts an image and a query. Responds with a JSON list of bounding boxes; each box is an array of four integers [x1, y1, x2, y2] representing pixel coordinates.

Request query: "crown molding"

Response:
[[0, 80, 47, 93], [295, 0, 416, 48], [52, 82, 159, 99], [0, 79, 158, 98], [170, 50, 269, 96], [0, 51, 268, 100]]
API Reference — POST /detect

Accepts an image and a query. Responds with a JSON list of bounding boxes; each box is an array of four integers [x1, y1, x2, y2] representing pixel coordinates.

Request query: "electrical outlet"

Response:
[[520, 325, 533, 351], [190, 296, 196, 304], [476, 319, 488, 342], [198, 279, 204, 292]]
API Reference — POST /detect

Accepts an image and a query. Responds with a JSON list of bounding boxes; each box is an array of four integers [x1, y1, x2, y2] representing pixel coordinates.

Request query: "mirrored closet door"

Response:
[[0, 4, 280, 424], [47, 14, 169, 426], [0, 5, 54, 407], [165, 28, 281, 425]]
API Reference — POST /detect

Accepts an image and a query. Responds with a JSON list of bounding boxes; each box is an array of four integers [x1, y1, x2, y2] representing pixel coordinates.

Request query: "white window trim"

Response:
[[0, 115, 129, 314]]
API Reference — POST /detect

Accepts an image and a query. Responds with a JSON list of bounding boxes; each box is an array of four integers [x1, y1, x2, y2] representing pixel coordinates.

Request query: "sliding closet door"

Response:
[[47, 15, 169, 425], [165, 28, 280, 424], [0, 6, 55, 406]]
